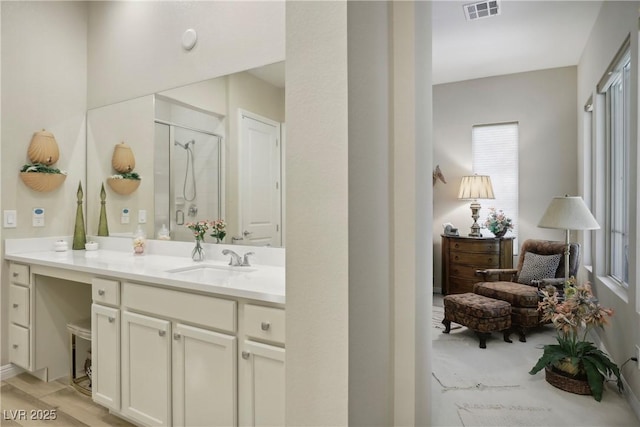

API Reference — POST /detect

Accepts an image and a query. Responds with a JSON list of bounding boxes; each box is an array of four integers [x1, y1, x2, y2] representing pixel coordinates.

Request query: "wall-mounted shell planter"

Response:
[[112, 142, 136, 173], [20, 171, 66, 192], [107, 177, 140, 195], [28, 130, 60, 165]]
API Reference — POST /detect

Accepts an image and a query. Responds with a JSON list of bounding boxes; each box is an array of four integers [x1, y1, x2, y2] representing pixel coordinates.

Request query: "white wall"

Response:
[[87, 1, 285, 109], [1, 1, 88, 365], [433, 67, 578, 291], [577, 0, 640, 409], [286, 1, 432, 425]]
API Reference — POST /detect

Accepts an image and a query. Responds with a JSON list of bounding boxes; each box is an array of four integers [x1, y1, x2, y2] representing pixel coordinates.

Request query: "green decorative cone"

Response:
[[98, 183, 109, 236], [73, 181, 87, 250]]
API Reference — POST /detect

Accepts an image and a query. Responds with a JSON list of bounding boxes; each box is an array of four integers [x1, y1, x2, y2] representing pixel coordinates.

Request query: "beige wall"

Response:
[[433, 67, 578, 292], [1, 1, 88, 365], [87, 1, 285, 109], [577, 0, 640, 406]]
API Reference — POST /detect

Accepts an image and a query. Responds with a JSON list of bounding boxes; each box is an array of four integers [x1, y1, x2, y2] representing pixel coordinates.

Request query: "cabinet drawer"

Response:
[[9, 263, 30, 286], [450, 240, 499, 253], [9, 324, 30, 369], [244, 305, 285, 345], [449, 264, 485, 281], [450, 252, 499, 267], [9, 284, 30, 327], [92, 278, 120, 306], [123, 282, 236, 333], [447, 277, 476, 295]]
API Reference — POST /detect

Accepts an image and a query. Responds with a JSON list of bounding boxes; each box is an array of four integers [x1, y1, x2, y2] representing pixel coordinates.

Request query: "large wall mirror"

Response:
[[87, 61, 285, 247]]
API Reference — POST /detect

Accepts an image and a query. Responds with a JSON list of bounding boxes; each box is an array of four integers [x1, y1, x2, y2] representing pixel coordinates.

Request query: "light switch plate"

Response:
[[138, 210, 147, 224], [3, 210, 17, 228]]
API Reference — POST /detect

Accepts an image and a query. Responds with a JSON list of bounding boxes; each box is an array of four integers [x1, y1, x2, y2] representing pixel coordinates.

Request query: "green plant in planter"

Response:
[[109, 171, 141, 180], [21, 163, 67, 174], [529, 280, 623, 401]]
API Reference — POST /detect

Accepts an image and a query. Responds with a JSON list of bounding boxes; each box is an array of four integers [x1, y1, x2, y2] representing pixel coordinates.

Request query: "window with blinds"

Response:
[[598, 38, 630, 287], [472, 122, 519, 248]]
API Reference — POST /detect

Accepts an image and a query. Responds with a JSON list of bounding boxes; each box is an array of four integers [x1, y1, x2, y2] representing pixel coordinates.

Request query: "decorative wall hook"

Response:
[[433, 164, 447, 186]]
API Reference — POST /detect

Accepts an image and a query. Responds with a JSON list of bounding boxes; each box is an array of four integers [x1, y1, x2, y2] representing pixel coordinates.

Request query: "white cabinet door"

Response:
[[240, 340, 285, 427], [172, 323, 237, 427], [122, 311, 171, 427], [92, 304, 120, 411]]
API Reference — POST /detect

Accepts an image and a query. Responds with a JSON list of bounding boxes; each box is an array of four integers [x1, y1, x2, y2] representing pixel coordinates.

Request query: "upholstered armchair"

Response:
[[473, 239, 580, 342]]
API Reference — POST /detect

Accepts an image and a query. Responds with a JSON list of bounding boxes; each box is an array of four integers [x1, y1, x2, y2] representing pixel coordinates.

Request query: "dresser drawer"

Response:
[[449, 264, 485, 281], [450, 252, 499, 267], [123, 282, 236, 333], [448, 277, 476, 295], [9, 263, 30, 286], [9, 324, 30, 369], [450, 240, 499, 253], [9, 284, 30, 327], [93, 278, 120, 306], [244, 305, 285, 345]]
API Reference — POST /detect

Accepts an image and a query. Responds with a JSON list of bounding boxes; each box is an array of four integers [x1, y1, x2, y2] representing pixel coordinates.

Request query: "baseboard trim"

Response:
[[1, 364, 24, 381]]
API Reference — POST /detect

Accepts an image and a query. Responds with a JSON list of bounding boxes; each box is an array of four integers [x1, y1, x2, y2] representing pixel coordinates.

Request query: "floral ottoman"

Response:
[[442, 293, 512, 349], [473, 281, 540, 342]]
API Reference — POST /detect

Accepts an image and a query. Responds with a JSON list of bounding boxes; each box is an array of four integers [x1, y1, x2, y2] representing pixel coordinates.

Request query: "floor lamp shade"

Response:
[[538, 195, 599, 279], [458, 175, 495, 237]]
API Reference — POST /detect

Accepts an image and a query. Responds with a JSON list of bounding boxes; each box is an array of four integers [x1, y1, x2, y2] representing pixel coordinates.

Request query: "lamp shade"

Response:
[[458, 175, 495, 200], [538, 195, 600, 230]]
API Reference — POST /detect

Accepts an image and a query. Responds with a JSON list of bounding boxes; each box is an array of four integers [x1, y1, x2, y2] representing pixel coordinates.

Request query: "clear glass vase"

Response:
[[192, 239, 205, 261]]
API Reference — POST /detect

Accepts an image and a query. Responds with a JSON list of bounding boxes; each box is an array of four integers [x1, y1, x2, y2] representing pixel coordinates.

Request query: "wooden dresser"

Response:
[[441, 235, 514, 295]]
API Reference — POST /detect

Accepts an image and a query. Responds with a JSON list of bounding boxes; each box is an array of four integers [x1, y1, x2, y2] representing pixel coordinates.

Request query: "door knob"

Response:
[[243, 230, 253, 237], [108, 317, 115, 323]]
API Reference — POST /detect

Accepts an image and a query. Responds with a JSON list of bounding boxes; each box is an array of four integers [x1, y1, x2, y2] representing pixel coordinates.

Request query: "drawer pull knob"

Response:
[[242, 351, 251, 359], [13, 303, 18, 308], [261, 322, 271, 331], [108, 317, 115, 323], [98, 289, 105, 296], [159, 330, 166, 337], [12, 344, 18, 349], [174, 333, 181, 340]]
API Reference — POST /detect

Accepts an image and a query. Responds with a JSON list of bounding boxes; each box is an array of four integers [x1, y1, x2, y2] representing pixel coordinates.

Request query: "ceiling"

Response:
[[432, 0, 603, 85]]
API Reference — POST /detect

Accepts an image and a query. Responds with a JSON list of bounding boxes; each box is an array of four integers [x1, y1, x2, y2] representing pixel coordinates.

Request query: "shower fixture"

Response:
[[174, 139, 197, 202]]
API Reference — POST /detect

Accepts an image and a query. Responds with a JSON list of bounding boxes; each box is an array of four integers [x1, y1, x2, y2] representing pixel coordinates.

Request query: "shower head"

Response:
[[174, 139, 196, 149]]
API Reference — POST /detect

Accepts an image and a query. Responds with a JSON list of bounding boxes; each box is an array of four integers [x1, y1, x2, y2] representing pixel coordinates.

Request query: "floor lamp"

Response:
[[458, 175, 495, 237], [538, 195, 600, 280]]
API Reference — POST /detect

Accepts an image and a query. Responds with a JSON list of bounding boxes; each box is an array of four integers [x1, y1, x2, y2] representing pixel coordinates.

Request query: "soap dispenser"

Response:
[[157, 224, 171, 240], [133, 225, 146, 254]]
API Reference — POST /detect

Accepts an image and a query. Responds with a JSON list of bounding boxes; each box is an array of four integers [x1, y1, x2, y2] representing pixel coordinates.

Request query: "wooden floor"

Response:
[[1, 373, 135, 427]]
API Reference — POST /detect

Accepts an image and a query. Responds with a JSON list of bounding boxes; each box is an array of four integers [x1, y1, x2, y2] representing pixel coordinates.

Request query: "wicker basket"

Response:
[[107, 177, 140, 195], [20, 172, 66, 192], [544, 365, 593, 395]]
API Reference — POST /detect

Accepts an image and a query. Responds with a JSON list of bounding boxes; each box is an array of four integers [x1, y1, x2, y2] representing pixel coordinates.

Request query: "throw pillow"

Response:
[[517, 252, 562, 285]]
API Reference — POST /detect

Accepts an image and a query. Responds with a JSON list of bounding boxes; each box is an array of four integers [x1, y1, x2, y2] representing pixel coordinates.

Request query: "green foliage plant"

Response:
[[529, 280, 623, 401]]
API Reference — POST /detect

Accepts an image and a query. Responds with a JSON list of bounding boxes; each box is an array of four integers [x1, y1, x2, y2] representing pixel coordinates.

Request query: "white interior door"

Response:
[[239, 111, 281, 246]]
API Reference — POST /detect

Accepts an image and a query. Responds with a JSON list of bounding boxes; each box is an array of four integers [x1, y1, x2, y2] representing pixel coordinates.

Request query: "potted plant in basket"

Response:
[[529, 280, 623, 401], [484, 208, 513, 238]]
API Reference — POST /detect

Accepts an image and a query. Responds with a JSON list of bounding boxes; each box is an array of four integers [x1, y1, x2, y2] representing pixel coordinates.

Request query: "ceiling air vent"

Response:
[[463, 0, 501, 21]]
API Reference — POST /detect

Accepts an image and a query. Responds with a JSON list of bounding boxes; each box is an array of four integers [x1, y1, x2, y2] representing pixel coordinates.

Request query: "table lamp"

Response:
[[538, 195, 600, 279], [458, 174, 495, 237]]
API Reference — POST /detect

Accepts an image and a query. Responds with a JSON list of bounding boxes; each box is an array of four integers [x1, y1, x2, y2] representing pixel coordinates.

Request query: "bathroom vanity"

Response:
[[5, 237, 285, 427]]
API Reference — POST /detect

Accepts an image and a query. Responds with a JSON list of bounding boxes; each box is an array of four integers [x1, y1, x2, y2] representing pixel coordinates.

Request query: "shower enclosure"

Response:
[[154, 121, 223, 242]]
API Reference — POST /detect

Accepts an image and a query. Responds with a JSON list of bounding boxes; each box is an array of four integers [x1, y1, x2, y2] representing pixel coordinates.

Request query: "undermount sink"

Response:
[[166, 264, 257, 283]]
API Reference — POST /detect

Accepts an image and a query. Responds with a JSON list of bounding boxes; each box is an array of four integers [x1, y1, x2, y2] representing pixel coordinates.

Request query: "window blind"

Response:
[[472, 122, 519, 248]]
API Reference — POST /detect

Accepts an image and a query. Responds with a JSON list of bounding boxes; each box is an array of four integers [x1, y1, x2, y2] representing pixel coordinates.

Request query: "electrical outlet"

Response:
[[636, 345, 640, 370]]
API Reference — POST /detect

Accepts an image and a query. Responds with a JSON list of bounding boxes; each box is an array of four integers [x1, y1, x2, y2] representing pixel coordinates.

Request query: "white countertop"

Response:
[[5, 237, 285, 305]]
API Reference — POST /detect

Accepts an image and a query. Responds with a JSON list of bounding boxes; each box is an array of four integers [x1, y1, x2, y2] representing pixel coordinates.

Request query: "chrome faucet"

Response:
[[222, 249, 254, 267], [222, 249, 243, 266]]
